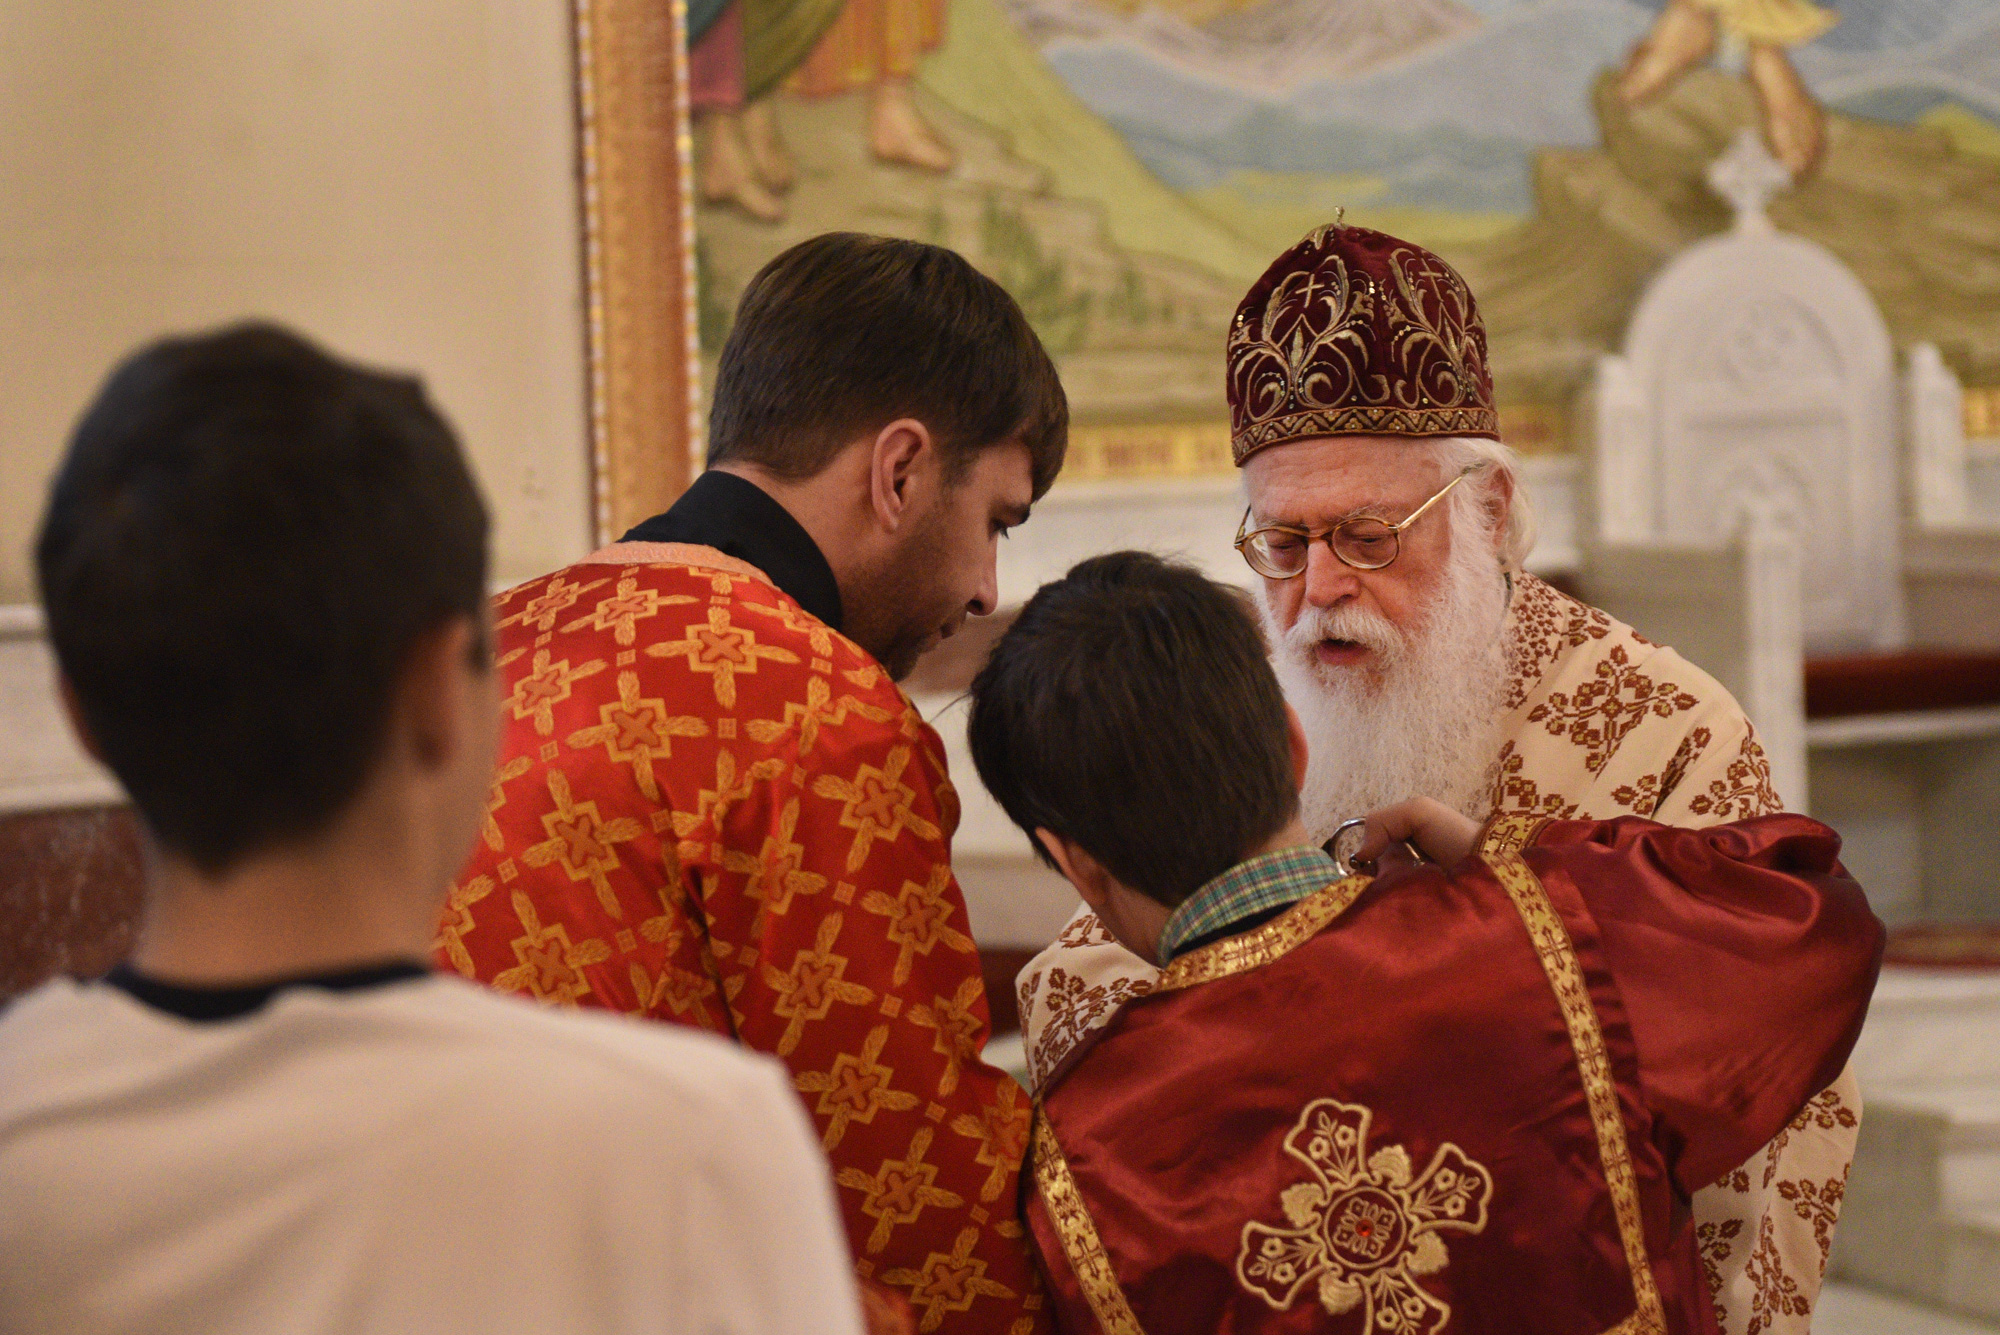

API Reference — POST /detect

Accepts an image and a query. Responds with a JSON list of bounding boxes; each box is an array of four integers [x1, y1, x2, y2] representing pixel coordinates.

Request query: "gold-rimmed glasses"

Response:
[[1234, 464, 1481, 578]]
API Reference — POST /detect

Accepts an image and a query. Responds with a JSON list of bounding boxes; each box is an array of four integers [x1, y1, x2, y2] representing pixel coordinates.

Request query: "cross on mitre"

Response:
[[1706, 128, 1792, 234]]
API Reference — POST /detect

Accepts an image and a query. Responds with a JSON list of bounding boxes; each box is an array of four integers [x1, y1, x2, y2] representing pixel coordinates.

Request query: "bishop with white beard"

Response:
[[1014, 221, 1861, 1335]]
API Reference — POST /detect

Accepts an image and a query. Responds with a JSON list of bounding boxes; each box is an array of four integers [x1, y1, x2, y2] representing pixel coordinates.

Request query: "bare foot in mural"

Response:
[[743, 99, 796, 194], [1618, 0, 1717, 104], [1749, 42, 1826, 177], [868, 78, 954, 172], [696, 109, 785, 222]]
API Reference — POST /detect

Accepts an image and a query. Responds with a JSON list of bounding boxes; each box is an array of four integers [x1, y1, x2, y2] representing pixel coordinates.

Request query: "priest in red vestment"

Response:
[[966, 551, 1882, 1335], [442, 235, 1066, 1334]]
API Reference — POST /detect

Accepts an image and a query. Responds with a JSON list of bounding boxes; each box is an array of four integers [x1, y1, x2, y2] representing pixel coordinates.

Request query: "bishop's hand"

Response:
[[1341, 798, 1481, 871]]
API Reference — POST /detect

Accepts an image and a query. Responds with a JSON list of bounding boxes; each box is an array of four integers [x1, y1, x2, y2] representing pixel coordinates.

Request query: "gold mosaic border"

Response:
[[1058, 403, 1570, 486], [1033, 1115, 1147, 1335], [1485, 850, 1666, 1334], [1965, 385, 2000, 442], [1057, 422, 1237, 483], [575, 0, 701, 544]]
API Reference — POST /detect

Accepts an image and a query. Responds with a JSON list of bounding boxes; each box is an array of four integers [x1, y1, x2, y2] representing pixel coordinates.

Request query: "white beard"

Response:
[[1263, 533, 1514, 842]]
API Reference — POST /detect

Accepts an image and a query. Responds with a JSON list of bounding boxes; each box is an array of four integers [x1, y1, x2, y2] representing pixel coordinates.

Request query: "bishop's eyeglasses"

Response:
[[1234, 464, 1481, 579]]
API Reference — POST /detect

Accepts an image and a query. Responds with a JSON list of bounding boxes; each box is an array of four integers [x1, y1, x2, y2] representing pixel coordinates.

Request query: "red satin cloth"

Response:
[[1030, 814, 1882, 1335]]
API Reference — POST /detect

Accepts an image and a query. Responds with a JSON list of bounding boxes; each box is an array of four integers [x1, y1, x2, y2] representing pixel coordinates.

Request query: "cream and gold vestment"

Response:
[[1016, 574, 1859, 1335]]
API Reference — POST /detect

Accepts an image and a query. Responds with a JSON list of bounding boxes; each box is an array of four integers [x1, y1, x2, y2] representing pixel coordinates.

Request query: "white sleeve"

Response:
[[685, 1056, 864, 1335]]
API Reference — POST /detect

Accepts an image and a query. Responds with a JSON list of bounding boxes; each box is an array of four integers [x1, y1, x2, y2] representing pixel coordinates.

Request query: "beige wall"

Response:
[[0, 0, 592, 604]]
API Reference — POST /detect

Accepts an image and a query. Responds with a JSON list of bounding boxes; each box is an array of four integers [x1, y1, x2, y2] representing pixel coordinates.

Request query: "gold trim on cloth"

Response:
[[1485, 851, 1667, 1334], [1033, 1115, 1147, 1335], [1155, 875, 1373, 992], [575, 542, 774, 588], [1476, 813, 1552, 860]]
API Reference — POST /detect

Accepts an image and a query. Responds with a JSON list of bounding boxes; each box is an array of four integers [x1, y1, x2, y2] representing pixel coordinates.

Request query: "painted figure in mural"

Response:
[[689, 0, 953, 221], [1620, 0, 1838, 176], [1016, 222, 1866, 1335], [441, 235, 1065, 1335], [689, 1, 794, 222], [969, 549, 1882, 1335]]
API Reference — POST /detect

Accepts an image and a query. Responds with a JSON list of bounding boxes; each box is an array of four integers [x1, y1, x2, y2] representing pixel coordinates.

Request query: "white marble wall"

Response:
[[0, 454, 1585, 946]]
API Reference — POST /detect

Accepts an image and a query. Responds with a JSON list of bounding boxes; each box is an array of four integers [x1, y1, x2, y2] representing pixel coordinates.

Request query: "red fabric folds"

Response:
[[1029, 814, 1881, 1335], [1527, 814, 1883, 1192]]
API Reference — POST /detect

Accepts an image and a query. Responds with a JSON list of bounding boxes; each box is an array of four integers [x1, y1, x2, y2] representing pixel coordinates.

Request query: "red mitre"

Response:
[[1227, 222, 1499, 466]]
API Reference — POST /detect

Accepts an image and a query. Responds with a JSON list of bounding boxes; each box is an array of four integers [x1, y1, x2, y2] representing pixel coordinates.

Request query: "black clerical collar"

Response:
[[621, 471, 843, 630], [104, 960, 431, 1022]]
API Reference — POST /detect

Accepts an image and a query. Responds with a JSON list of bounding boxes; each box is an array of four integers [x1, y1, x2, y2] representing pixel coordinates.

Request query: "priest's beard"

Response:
[[1263, 525, 1514, 841]]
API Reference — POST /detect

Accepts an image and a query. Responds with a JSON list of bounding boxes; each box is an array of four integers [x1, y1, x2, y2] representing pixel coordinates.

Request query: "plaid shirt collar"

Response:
[[1157, 844, 1340, 963]]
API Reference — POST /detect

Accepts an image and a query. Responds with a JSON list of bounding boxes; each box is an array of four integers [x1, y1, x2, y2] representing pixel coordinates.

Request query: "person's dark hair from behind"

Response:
[[707, 232, 1068, 497], [967, 551, 1297, 907], [35, 322, 490, 876]]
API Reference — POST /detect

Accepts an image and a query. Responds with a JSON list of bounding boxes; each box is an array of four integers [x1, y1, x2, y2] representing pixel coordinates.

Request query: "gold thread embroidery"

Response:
[[1234, 406, 1498, 462], [1477, 813, 1550, 860], [1155, 875, 1373, 992], [1237, 1098, 1491, 1333], [1226, 240, 1496, 462], [1032, 1115, 1146, 1335], [1486, 851, 1667, 1334]]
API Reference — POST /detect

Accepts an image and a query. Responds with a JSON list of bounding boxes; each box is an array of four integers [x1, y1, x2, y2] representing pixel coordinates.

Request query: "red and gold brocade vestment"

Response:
[[1017, 574, 1862, 1335], [1028, 816, 1882, 1335], [440, 544, 1045, 1335]]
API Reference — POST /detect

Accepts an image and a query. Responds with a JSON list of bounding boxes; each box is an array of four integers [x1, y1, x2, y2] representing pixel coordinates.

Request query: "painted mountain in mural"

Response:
[[1002, 0, 1478, 93], [1036, 0, 1656, 232], [699, 0, 1255, 422], [1033, 0, 2000, 227], [699, 0, 2000, 443], [1460, 68, 2000, 412]]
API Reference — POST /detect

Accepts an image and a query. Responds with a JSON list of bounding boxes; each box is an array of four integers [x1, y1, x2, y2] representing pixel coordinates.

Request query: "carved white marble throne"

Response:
[[1593, 163, 1907, 660], [1587, 130, 1906, 808], [1584, 131, 2000, 914]]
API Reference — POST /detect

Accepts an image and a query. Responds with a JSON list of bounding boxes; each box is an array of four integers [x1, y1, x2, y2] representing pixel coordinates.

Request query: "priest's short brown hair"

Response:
[[967, 552, 1296, 907], [706, 232, 1068, 498]]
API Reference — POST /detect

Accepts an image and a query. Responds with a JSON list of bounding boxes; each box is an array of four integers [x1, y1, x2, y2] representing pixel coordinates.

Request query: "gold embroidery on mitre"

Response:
[[1227, 241, 1496, 464], [1485, 851, 1667, 1334], [1305, 208, 1346, 248], [1237, 1098, 1491, 1334]]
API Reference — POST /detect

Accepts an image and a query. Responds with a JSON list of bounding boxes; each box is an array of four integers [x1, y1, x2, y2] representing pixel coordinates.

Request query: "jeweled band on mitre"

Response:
[[1235, 406, 1500, 461]]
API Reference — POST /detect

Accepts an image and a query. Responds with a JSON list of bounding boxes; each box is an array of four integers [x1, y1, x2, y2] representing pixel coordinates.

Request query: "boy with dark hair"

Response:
[[968, 552, 1882, 1335], [1, 324, 862, 1335], [448, 232, 1065, 1331]]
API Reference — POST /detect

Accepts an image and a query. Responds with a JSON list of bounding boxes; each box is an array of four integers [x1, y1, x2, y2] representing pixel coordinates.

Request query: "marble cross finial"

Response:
[[1706, 128, 1792, 233]]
